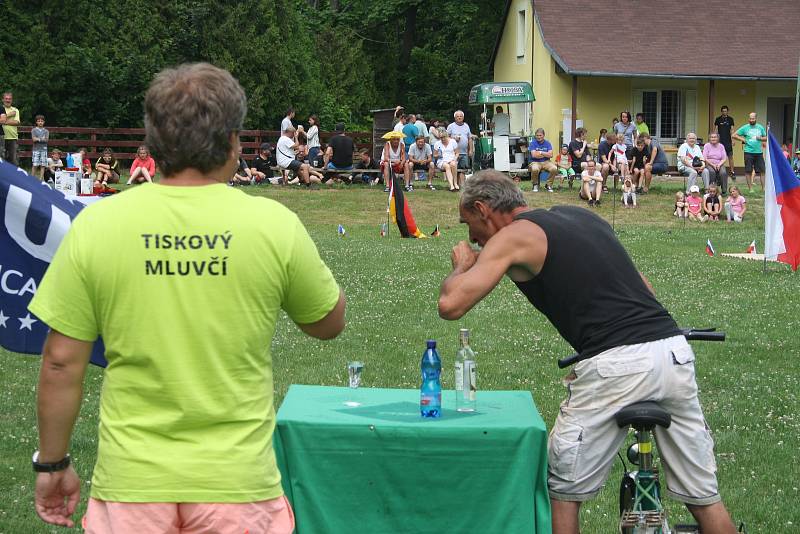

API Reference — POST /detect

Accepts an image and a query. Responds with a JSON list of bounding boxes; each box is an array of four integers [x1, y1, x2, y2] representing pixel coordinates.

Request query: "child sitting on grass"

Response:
[[555, 145, 575, 189], [128, 145, 156, 184], [724, 186, 746, 223], [94, 147, 120, 187], [703, 184, 722, 221], [687, 185, 707, 222], [622, 177, 637, 208], [674, 191, 687, 218]]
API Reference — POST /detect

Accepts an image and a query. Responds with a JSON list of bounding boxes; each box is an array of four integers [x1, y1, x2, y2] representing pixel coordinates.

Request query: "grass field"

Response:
[[1, 176, 799, 533]]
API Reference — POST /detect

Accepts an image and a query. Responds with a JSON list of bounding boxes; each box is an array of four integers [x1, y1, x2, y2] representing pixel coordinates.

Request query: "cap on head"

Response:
[[690, 185, 700, 193]]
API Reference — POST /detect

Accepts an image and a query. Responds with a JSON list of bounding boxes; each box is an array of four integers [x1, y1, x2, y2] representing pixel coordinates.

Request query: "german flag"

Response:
[[388, 176, 426, 238]]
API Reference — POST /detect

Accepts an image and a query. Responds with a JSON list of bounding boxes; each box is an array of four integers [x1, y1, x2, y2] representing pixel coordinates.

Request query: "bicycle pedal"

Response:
[[619, 510, 665, 528]]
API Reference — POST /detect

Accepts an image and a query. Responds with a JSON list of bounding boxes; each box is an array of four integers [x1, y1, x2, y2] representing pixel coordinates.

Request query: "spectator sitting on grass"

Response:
[[231, 145, 255, 185], [579, 160, 603, 206], [355, 148, 379, 185], [405, 135, 435, 191], [44, 148, 63, 183], [703, 184, 722, 221], [94, 147, 120, 187], [724, 186, 746, 222], [128, 145, 156, 184], [687, 185, 707, 222], [250, 142, 277, 184]]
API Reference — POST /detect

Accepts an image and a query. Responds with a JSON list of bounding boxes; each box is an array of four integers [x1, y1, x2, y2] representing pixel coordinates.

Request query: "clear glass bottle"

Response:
[[455, 328, 477, 412]]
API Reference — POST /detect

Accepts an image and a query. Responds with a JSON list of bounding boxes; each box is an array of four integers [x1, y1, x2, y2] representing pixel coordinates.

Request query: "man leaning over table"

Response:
[[437, 170, 737, 534], [29, 62, 346, 534]]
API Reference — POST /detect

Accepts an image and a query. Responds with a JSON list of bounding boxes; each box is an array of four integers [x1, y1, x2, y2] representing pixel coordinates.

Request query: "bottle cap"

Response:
[[426, 339, 436, 349]]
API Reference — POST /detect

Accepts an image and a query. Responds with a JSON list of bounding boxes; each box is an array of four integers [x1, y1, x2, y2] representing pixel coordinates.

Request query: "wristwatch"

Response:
[[32, 451, 71, 473]]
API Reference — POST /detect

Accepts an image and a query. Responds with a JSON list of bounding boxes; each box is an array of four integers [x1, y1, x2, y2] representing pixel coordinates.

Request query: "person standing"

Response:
[[713, 105, 735, 181], [402, 114, 418, 152], [3, 92, 21, 165], [281, 107, 295, 133], [414, 114, 429, 140], [613, 111, 637, 150], [491, 105, 510, 136], [437, 170, 738, 534], [732, 112, 767, 192], [447, 110, 473, 187], [634, 113, 649, 136], [29, 62, 345, 532]]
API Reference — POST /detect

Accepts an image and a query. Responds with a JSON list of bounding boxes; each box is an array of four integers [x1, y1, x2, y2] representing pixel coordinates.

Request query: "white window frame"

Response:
[[516, 10, 526, 59], [634, 89, 692, 145]]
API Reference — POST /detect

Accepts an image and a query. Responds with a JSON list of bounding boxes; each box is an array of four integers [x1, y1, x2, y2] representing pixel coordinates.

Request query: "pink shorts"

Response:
[[82, 495, 295, 534]]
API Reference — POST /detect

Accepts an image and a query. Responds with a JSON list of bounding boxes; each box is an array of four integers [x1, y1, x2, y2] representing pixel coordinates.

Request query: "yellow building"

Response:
[[490, 0, 799, 167]]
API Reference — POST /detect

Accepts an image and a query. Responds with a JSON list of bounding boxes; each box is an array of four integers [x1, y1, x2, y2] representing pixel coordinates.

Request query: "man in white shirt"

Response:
[[447, 110, 473, 186], [492, 106, 510, 136], [280, 108, 295, 133], [276, 125, 316, 185]]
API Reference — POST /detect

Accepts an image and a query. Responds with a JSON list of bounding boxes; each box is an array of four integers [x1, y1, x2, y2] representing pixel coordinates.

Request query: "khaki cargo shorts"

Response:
[[548, 335, 721, 506]]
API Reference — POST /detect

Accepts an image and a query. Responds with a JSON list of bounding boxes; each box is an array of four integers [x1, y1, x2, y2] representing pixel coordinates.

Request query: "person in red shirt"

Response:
[[128, 145, 156, 184]]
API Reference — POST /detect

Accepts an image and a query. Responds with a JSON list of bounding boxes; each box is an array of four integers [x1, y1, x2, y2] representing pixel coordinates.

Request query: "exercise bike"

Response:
[[558, 329, 746, 534]]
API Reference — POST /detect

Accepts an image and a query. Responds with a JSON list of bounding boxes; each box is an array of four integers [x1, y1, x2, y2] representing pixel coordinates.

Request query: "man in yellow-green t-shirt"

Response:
[[29, 63, 346, 532]]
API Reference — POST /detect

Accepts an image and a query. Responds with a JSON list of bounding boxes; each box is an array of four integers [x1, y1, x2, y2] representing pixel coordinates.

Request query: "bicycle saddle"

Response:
[[614, 401, 672, 429]]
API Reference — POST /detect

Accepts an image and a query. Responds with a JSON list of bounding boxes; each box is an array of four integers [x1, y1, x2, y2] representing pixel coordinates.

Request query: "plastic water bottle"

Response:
[[455, 328, 477, 412], [420, 340, 442, 418]]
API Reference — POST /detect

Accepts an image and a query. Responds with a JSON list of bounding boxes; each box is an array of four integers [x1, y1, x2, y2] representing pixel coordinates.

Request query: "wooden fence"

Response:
[[16, 126, 373, 163]]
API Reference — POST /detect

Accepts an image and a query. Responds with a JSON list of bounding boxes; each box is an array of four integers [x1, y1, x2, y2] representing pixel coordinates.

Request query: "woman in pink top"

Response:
[[702, 132, 729, 194], [724, 185, 747, 222], [128, 145, 156, 184]]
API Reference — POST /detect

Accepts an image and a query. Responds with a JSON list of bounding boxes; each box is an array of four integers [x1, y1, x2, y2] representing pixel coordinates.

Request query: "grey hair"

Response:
[[460, 170, 527, 213], [144, 62, 247, 176], [535, 128, 545, 135]]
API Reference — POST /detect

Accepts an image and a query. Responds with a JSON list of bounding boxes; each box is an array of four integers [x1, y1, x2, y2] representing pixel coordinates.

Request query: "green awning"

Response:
[[468, 82, 535, 104]]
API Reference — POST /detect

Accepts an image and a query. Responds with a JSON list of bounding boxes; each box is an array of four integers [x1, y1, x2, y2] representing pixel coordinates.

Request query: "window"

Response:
[[516, 10, 526, 58], [639, 89, 683, 142]]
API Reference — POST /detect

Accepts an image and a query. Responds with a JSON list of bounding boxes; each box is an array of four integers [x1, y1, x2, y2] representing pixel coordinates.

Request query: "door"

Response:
[[766, 97, 796, 147]]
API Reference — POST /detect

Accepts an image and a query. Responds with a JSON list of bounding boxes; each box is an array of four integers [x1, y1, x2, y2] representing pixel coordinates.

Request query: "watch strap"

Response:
[[32, 452, 71, 473]]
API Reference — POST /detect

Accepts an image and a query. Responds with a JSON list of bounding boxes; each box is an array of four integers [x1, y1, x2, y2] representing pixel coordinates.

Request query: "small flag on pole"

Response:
[[705, 239, 716, 257], [337, 224, 346, 237], [380, 223, 387, 237], [431, 224, 440, 237], [746, 240, 757, 254]]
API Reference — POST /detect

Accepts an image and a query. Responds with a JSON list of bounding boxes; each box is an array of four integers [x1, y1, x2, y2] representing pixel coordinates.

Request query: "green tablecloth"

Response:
[[274, 385, 551, 533]]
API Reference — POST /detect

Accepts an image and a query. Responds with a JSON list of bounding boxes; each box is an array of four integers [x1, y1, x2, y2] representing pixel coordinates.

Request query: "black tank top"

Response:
[[512, 207, 680, 360]]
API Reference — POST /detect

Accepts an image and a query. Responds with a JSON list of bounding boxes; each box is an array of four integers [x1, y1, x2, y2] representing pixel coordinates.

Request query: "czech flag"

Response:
[[387, 176, 425, 238], [746, 240, 757, 254], [764, 131, 800, 270], [705, 239, 715, 257]]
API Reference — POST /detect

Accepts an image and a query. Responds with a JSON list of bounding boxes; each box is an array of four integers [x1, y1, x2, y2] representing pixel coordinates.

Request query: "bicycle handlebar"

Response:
[[557, 328, 726, 369]]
